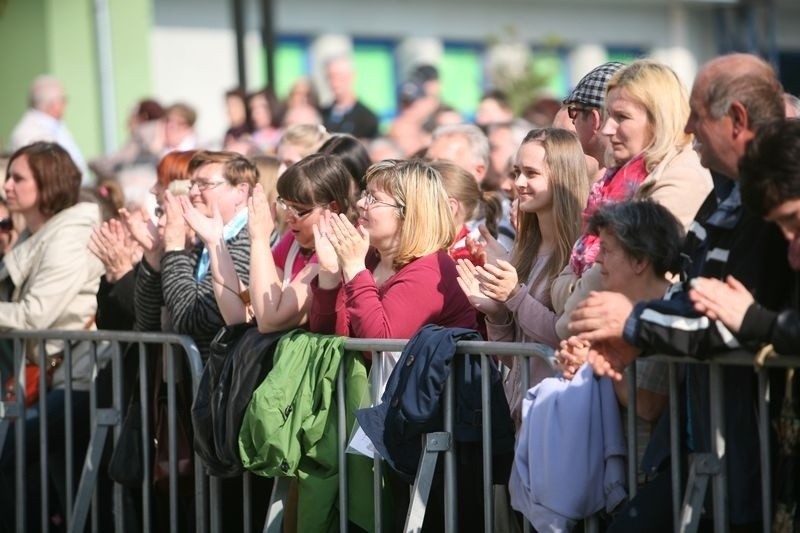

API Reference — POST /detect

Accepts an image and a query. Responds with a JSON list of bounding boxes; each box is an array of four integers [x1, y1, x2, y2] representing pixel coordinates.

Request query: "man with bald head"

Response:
[[10, 75, 87, 179], [321, 55, 379, 139], [568, 54, 791, 531], [427, 123, 516, 250]]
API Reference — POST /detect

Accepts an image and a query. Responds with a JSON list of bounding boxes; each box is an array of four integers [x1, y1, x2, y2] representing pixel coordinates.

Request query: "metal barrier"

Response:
[[1, 329, 798, 532], [0, 330, 205, 533]]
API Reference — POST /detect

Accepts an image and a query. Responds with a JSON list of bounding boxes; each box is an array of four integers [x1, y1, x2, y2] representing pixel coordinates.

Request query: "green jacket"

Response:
[[239, 329, 375, 532]]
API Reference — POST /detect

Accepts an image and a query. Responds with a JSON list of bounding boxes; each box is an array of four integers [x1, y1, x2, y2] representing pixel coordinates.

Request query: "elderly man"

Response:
[[563, 62, 625, 182], [10, 75, 88, 180], [569, 54, 791, 531], [321, 55, 379, 139]]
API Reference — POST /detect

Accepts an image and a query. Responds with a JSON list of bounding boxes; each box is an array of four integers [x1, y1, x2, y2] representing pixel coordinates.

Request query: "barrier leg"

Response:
[[679, 453, 719, 533], [404, 432, 450, 533], [264, 476, 291, 533]]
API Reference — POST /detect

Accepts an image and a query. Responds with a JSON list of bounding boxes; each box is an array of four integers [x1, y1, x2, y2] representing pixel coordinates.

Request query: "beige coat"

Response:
[[552, 144, 713, 339], [0, 202, 103, 388]]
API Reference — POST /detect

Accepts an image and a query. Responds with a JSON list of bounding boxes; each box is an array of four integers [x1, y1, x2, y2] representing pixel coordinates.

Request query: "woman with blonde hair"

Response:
[[276, 123, 329, 175], [310, 158, 476, 338], [553, 59, 713, 338], [457, 128, 590, 427]]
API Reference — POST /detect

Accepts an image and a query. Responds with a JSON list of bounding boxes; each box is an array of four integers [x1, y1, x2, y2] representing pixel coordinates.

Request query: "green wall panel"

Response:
[[440, 46, 483, 118], [0, 0, 48, 154], [353, 42, 396, 123], [274, 41, 307, 99]]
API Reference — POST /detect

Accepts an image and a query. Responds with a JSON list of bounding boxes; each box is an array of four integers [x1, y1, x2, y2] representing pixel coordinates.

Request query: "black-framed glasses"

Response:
[[567, 105, 593, 120], [190, 179, 227, 192], [0, 218, 12, 232], [360, 190, 401, 210], [276, 197, 318, 218]]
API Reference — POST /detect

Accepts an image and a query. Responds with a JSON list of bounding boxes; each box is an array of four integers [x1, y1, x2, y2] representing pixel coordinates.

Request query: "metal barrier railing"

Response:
[[0, 329, 205, 533], [1, 329, 798, 532]]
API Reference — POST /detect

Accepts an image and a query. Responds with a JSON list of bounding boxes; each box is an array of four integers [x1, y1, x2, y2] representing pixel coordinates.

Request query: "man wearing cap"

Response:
[[322, 55, 379, 139], [563, 62, 625, 182]]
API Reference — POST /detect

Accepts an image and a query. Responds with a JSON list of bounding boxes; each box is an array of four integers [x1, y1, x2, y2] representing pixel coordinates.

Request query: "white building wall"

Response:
[[150, 0, 800, 144]]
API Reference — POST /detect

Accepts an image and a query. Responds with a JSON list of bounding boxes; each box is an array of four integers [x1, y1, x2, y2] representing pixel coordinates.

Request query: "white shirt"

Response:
[[10, 109, 89, 183]]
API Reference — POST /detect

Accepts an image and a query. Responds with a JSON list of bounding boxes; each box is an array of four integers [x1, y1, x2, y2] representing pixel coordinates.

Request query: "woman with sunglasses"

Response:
[[186, 153, 358, 332]]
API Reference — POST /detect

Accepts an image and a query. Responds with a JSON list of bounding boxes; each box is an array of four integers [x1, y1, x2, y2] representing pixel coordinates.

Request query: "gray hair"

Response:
[[431, 123, 490, 168], [29, 75, 64, 110], [703, 54, 784, 132], [587, 200, 684, 277], [784, 92, 800, 118]]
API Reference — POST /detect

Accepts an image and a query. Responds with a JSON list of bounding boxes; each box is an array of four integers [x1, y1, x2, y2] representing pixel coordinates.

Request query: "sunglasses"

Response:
[[567, 105, 594, 120], [0, 218, 13, 233]]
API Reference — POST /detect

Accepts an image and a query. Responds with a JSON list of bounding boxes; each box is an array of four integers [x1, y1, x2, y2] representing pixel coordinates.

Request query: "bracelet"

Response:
[[212, 276, 250, 304]]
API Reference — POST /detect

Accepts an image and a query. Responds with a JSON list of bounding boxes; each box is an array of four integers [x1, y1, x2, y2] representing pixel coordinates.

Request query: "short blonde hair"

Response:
[[365, 159, 455, 269], [606, 60, 691, 172], [279, 124, 330, 156]]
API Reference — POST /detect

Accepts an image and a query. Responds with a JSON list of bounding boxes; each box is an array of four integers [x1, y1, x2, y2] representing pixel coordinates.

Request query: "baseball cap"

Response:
[[563, 62, 626, 108]]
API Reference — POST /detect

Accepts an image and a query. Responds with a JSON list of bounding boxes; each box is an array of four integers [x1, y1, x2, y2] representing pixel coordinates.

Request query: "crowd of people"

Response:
[[1, 51, 800, 532]]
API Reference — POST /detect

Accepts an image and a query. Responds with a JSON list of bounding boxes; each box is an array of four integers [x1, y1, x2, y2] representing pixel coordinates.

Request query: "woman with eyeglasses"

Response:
[[185, 153, 359, 332], [552, 60, 713, 338], [311, 158, 477, 338]]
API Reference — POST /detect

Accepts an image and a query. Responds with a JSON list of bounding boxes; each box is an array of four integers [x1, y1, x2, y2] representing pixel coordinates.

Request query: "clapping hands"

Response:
[[247, 184, 275, 243]]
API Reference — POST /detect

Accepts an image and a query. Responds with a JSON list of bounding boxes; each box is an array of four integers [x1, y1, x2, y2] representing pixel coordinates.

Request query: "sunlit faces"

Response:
[[188, 163, 239, 222], [596, 228, 641, 294], [427, 135, 483, 182], [602, 88, 654, 165], [684, 74, 736, 177], [356, 187, 402, 251], [277, 143, 306, 177], [278, 198, 324, 249], [512, 142, 553, 214], [4, 155, 40, 216]]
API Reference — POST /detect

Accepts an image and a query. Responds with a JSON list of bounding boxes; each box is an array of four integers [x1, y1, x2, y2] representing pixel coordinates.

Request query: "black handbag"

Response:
[[192, 323, 285, 477], [108, 393, 144, 487]]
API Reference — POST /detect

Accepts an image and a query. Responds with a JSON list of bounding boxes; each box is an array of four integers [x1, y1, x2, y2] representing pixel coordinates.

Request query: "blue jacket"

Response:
[[355, 324, 515, 482]]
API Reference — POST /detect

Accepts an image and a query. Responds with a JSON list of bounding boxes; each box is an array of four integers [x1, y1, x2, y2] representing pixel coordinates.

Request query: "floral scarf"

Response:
[[569, 155, 649, 275]]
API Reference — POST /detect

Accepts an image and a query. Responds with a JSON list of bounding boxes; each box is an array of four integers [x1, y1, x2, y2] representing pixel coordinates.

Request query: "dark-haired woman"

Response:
[[0, 141, 104, 530]]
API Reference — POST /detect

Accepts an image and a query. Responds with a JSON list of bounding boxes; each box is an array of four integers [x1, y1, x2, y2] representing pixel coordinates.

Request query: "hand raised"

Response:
[[474, 259, 520, 303], [89, 219, 136, 282], [689, 276, 753, 334], [478, 224, 511, 266], [180, 195, 222, 245], [326, 211, 369, 280], [119, 206, 159, 252], [455, 259, 505, 317], [312, 212, 340, 275], [162, 191, 187, 251], [247, 183, 275, 242]]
